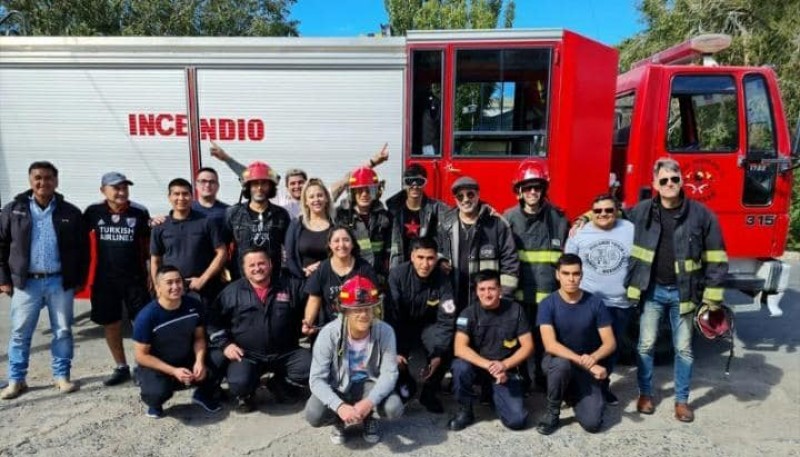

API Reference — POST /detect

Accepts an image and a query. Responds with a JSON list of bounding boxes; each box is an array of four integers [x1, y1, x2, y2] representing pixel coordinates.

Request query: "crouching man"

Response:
[[133, 265, 220, 418], [305, 275, 403, 445], [207, 247, 311, 413], [535, 254, 616, 435], [448, 270, 533, 431]]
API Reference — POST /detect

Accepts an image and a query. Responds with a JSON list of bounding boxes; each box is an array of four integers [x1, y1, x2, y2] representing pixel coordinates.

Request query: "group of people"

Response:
[[0, 147, 728, 444]]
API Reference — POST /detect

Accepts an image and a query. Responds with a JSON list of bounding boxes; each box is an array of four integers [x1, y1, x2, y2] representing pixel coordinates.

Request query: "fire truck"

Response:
[[0, 29, 795, 314]]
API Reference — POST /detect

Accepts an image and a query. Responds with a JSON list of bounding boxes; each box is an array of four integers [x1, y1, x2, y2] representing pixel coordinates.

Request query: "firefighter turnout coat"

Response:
[[503, 202, 569, 306], [335, 200, 393, 280], [625, 195, 728, 315], [437, 204, 519, 304]]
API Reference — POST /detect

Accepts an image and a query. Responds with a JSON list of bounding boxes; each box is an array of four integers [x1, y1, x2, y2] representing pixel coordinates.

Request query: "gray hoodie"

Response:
[[309, 316, 399, 413]]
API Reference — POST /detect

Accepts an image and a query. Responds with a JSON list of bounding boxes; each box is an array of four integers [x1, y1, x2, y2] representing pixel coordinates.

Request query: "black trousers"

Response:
[[208, 347, 311, 398], [543, 354, 605, 432], [138, 360, 219, 409]]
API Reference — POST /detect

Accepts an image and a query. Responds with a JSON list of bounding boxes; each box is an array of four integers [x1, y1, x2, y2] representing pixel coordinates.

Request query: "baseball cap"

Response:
[[101, 172, 133, 187], [451, 176, 479, 195]]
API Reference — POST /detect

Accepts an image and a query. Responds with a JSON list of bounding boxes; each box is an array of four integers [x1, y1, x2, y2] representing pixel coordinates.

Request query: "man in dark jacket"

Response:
[[386, 164, 449, 268], [626, 158, 728, 423], [437, 176, 519, 312], [384, 237, 456, 413], [207, 247, 310, 413], [225, 161, 291, 279], [503, 160, 568, 391], [0, 161, 89, 399], [335, 166, 393, 282]]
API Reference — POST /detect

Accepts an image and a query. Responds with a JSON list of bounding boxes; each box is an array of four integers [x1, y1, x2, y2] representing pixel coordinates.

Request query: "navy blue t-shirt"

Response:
[[150, 210, 225, 279], [133, 296, 203, 365], [536, 291, 612, 355]]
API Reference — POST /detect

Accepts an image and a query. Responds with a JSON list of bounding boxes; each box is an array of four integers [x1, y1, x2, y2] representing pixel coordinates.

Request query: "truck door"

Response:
[[662, 71, 789, 257], [445, 47, 552, 207]]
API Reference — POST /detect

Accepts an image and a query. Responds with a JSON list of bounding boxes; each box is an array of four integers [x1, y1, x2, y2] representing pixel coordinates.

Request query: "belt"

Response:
[[28, 272, 61, 279]]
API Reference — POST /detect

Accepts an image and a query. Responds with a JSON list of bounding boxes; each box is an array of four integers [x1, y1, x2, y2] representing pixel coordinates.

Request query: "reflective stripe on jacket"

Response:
[[624, 196, 728, 315]]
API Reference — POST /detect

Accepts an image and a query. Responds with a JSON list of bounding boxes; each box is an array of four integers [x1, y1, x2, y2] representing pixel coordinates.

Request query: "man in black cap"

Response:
[[386, 164, 450, 268], [437, 176, 518, 312], [84, 172, 152, 386]]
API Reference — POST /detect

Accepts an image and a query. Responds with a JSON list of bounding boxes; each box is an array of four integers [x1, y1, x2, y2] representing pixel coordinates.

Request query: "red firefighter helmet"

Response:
[[348, 166, 380, 189], [694, 303, 734, 340], [338, 275, 381, 309], [512, 160, 550, 192], [241, 161, 279, 186]]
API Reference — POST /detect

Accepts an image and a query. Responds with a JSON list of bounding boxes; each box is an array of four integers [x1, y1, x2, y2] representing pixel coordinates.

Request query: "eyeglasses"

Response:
[[592, 207, 616, 215], [455, 191, 477, 202], [196, 179, 218, 186], [403, 177, 427, 188], [658, 176, 681, 186], [521, 183, 545, 193]]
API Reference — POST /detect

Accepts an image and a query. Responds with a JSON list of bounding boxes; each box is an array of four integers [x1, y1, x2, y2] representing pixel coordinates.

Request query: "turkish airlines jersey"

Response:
[[84, 201, 151, 281]]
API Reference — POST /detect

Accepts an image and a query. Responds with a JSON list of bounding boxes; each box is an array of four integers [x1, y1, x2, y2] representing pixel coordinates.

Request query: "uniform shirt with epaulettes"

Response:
[[84, 201, 151, 282], [456, 298, 531, 362], [384, 261, 457, 359]]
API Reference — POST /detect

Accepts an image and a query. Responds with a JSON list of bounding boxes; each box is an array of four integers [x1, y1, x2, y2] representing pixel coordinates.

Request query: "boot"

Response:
[[536, 400, 561, 435], [447, 403, 475, 431]]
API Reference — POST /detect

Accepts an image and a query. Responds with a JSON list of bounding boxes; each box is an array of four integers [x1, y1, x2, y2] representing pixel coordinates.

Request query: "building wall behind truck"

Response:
[[0, 68, 191, 214], [195, 68, 404, 206]]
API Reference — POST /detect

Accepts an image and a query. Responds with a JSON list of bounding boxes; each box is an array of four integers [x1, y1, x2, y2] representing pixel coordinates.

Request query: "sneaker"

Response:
[[329, 420, 346, 445], [192, 391, 222, 413], [0, 381, 28, 400], [103, 366, 132, 387], [235, 395, 257, 414], [54, 378, 79, 394], [362, 417, 381, 444], [604, 389, 619, 406], [146, 406, 164, 419]]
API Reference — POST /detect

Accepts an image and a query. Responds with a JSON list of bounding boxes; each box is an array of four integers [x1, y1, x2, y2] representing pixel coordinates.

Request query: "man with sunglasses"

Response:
[[387, 164, 450, 268], [626, 158, 728, 423], [503, 160, 568, 392], [564, 194, 634, 405], [437, 176, 518, 314]]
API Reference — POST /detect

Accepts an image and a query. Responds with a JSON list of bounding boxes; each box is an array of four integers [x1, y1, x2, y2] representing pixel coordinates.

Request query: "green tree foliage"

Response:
[[0, 0, 298, 36], [384, 0, 515, 35], [619, 0, 800, 249]]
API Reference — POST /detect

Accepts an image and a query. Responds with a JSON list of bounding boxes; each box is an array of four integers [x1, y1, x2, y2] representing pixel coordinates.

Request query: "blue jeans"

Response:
[[636, 284, 694, 403], [7, 276, 75, 381], [606, 306, 635, 376]]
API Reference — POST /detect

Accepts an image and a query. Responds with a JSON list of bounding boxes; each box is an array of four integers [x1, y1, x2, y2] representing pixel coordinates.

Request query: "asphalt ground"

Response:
[[0, 261, 798, 457]]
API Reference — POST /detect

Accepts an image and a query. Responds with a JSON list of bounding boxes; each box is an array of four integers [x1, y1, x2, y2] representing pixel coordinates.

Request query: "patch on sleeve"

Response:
[[426, 299, 440, 307], [441, 299, 456, 314], [503, 338, 518, 349], [456, 316, 469, 330]]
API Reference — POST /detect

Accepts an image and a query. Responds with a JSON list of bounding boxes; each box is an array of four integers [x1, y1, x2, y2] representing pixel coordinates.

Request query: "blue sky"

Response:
[[292, 0, 644, 46]]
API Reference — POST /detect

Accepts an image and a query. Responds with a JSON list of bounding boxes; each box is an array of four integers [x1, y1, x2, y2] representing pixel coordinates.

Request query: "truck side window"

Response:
[[742, 74, 778, 206], [614, 93, 635, 145], [666, 75, 738, 153], [453, 48, 551, 157], [410, 50, 443, 156]]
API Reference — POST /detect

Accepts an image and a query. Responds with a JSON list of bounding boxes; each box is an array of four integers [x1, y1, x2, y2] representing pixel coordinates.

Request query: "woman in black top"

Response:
[[302, 225, 378, 334], [285, 178, 334, 280]]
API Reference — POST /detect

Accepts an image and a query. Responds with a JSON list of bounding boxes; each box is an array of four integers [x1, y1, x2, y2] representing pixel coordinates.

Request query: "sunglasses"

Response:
[[592, 207, 616, 215], [455, 191, 477, 201], [658, 176, 681, 186], [521, 183, 545, 192], [403, 177, 427, 188]]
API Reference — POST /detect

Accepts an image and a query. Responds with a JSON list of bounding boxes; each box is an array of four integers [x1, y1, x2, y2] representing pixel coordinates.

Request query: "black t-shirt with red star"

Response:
[[401, 206, 422, 261], [84, 201, 151, 282]]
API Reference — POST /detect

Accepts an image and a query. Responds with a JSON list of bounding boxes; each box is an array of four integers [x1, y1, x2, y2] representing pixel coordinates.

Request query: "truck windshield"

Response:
[[666, 75, 738, 153], [453, 48, 551, 157]]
